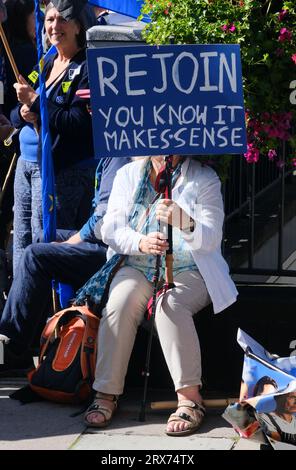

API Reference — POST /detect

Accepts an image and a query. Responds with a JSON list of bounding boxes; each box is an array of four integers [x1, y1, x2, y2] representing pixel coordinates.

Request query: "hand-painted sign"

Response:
[[87, 44, 247, 157]]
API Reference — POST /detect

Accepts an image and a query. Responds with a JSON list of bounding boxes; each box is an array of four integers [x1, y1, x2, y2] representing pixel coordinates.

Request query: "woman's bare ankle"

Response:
[[177, 386, 203, 404]]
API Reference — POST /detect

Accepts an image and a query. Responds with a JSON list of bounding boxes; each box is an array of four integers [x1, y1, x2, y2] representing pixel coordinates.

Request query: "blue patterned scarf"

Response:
[[74, 158, 182, 312]]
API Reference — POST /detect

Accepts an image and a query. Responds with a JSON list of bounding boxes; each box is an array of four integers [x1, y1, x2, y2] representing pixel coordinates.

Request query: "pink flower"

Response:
[[292, 158, 296, 168], [278, 10, 288, 21], [244, 143, 260, 163], [292, 54, 296, 64], [221, 23, 236, 33], [278, 28, 292, 42]]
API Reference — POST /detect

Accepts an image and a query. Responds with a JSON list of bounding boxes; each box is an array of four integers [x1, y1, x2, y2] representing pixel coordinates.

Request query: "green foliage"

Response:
[[140, 0, 296, 174]]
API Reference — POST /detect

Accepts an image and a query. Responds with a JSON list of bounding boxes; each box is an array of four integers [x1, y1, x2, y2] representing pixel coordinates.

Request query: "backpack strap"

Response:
[[39, 306, 92, 360], [80, 314, 100, 381], [39, 312, 63, 360]]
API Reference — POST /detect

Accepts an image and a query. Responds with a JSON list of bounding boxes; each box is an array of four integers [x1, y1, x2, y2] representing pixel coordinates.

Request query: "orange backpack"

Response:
[[28, 305, 99, 404]]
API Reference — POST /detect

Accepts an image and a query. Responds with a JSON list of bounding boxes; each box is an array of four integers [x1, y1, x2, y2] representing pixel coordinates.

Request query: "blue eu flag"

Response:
[[34, 0, 56, 243]]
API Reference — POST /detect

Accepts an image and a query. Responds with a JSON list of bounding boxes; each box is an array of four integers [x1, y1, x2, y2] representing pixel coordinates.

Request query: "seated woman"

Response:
[[80, 155, 238, 436]]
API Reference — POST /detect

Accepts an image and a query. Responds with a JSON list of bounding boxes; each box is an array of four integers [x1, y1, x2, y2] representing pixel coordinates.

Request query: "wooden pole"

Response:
[[0, 152, 17, 208], [165, 254, 174, 285], [150, 398, 239, 410], [0, 23, 19, 81]]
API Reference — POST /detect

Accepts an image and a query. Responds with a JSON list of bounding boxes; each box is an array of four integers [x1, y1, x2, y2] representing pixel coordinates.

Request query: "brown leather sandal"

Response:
[[84, 392, 118, 428], [166, 399, 206, 436]]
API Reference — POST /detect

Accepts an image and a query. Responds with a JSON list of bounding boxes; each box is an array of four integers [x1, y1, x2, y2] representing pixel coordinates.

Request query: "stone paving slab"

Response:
[[73, 406, 237, 450], [0, 381, 257, 451], [83, 409, 236, 439], [232, 437, 262, 451], [0, 381, 83, 450], [73, 433, 235, 451]]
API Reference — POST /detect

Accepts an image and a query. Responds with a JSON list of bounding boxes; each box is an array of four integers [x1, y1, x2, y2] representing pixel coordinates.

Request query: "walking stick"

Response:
[[138, 229, 162, 422], [139, 156, 175, 422]]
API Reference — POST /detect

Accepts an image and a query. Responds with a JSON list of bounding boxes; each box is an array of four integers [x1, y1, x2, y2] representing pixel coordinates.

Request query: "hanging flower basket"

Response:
[[140, 0, 296, 174]]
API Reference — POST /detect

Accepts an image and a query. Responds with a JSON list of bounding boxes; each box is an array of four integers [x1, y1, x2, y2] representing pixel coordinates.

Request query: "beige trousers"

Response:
[[93, 266, 211, 394]]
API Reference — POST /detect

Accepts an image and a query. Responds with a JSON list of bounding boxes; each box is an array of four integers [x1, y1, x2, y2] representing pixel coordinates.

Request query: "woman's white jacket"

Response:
[[101, 158, 238, 313]]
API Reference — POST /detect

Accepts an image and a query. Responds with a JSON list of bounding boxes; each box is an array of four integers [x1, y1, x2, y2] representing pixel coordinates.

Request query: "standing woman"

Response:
[[80, 155, 238, 436], [10, 0, 97, 273]]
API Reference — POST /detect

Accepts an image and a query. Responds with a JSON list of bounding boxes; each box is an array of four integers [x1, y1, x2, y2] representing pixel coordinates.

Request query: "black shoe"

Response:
[[0, 342, 35, 377]]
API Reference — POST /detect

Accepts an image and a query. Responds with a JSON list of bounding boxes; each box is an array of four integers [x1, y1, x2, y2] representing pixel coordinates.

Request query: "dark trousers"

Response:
[[0, 230, 106, 353]]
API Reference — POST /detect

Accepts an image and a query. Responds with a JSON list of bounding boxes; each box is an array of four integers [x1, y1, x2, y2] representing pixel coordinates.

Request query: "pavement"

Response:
[[0, 378, 263, 451]]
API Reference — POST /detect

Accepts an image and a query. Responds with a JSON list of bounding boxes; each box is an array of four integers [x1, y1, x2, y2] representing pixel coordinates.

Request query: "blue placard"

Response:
[[87, 44, 247, 157]]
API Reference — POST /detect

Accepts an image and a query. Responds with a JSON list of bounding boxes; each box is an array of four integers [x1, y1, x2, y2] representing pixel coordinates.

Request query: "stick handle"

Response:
[[165, 254, 174, 285], [0, 23, 19, 81], [150, 398, 239, 410]]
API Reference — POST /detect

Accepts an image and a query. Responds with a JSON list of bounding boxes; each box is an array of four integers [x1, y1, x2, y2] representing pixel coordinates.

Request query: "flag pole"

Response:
[[0, 23, 19, 81]]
